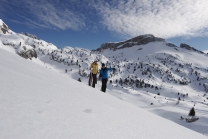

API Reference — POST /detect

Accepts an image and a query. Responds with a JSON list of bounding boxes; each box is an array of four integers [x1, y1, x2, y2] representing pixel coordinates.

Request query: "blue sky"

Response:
[[0, 0, 208, 51]]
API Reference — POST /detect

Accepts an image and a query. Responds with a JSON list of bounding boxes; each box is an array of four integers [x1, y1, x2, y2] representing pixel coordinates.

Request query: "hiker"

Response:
[[99, 63, 116, 92], [89, 61, 98, 88]]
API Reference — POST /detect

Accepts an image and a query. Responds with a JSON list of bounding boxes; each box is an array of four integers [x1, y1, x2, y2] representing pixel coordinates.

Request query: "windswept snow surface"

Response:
[[0, 48, 207, 139]]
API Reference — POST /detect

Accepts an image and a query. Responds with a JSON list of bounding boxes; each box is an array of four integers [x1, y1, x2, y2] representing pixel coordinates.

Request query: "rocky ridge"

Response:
[[180, 43, 205, 54], [94, 34, 173, 51]]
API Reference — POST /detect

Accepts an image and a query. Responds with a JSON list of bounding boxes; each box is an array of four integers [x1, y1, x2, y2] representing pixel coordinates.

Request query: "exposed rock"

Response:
[[180, 43, 204, 54], [166, 43, 177, 47], [20, 32, 38, 39], [203, 83, 208, 92], [93, 34, 165, 51], [180, 43, 191, 50], [18, 49, 37, 59], [0, 23, 9, 34]]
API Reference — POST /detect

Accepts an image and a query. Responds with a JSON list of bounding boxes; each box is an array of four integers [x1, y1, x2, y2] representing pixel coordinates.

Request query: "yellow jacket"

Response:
[[90, 62, 98, 74]]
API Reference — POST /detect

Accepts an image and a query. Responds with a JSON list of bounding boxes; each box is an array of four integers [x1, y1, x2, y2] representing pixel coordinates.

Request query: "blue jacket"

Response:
[[99, 68, 114, 79]]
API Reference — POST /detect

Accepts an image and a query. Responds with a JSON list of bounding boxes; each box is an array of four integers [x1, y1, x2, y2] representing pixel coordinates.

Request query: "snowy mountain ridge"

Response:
[[1, 19, 208, 136], [94, 34, 166, 51], [94, 34, 206, 55]]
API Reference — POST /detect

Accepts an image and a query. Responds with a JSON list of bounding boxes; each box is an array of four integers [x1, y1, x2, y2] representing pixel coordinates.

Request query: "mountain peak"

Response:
[[94, 34, 165, 51]]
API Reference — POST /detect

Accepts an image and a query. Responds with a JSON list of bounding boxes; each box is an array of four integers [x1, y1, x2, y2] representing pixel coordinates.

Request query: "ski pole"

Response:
[[98, 80, 99, 90], [91, 73, 93, 86]]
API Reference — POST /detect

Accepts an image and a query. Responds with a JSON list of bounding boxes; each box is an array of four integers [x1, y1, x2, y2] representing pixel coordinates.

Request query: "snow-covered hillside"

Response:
[[1, 19, 208, 136], [1, 46, 208, 139], [94, 40, 208, 135]]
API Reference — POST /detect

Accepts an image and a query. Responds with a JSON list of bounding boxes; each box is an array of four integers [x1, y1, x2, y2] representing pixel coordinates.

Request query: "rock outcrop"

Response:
[[203, 83, 208, 92], [166, 43, 177, 47], [20, 32, 38, 39], [94, 34, 165, 51], [180, 43, 204, 54], [0, 20, 9, 34], [18, 49, 37, 59]]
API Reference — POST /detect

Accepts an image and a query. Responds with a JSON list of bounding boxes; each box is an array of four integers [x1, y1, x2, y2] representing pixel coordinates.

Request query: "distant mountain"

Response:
[[1, 19, 208, 136], [204, 50, 208, 54], [94, 34, 205, 54], [93, 34, 168, 51]]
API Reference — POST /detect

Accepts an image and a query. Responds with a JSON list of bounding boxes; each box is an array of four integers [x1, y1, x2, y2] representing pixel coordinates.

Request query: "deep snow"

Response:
[[0, 48, 207, 139], [1, 19, 208, 137]]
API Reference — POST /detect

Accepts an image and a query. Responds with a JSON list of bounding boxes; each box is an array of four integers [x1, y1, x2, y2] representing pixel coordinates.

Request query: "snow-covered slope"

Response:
[[94, 41, 208, 135], [1, 19, 208, 136], [204, 50, 208, 54], [0, 48, 207, 139]]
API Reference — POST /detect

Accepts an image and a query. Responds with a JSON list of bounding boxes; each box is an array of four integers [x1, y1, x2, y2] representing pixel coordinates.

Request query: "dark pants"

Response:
[[89, 73, 97, 88], [101, 79, 108, 92]]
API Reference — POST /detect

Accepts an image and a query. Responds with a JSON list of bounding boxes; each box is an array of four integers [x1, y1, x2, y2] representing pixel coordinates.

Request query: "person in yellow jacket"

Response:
[[89, 61, 98, 88]]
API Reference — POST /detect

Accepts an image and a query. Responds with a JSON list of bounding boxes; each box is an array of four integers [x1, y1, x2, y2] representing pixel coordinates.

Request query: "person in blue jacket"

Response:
[[99, 63, 116, 92]]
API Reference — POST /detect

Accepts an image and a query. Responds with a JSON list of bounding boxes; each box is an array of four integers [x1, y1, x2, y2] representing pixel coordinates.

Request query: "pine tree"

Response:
[[189, 107, 195, 117]]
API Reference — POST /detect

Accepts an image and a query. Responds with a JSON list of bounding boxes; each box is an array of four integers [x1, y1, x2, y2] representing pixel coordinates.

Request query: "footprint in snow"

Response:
[[83, 109, 93, 114]]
